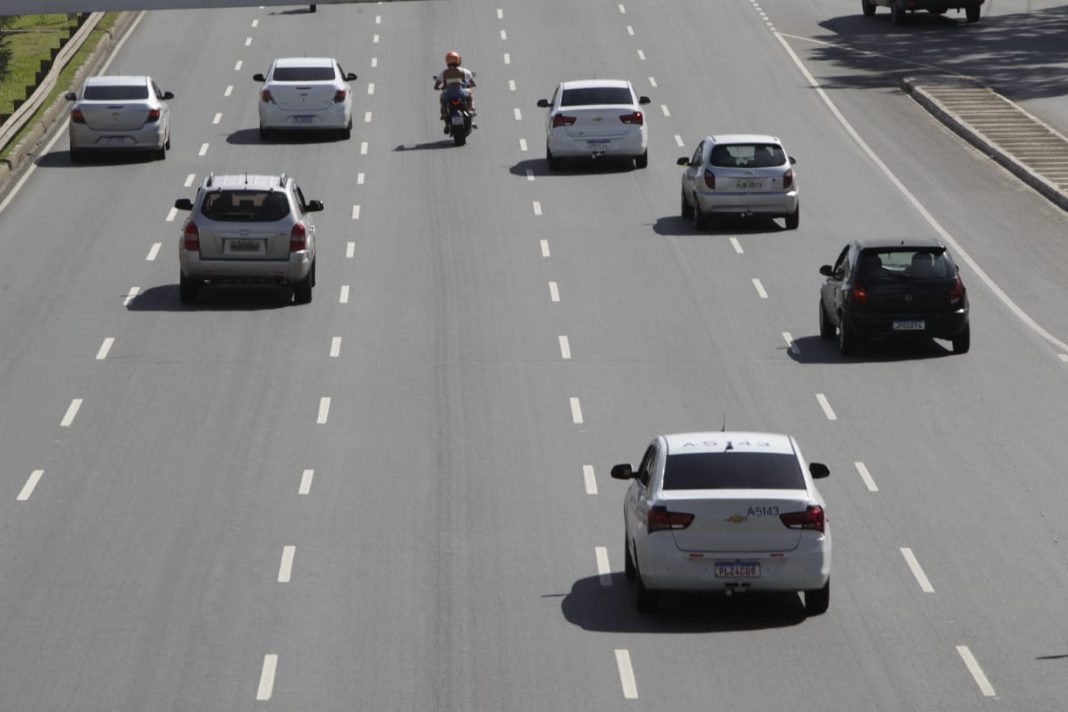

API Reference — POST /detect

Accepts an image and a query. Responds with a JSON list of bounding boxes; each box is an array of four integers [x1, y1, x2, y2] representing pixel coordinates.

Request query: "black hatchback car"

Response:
[[818, 239, 969, 355]]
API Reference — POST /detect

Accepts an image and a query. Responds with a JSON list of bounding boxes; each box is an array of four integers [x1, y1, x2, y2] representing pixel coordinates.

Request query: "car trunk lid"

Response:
[[558, 105, 635, 139], [268, 83, 337, 111], [660, 490, 808, 553], [79, 101, 154, 131]]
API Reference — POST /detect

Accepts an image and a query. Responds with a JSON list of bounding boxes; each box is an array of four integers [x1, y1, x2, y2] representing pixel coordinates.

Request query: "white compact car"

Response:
[[678, 134, 799, 230], [254, 57, 357, 139], [537, 79, 650, 170], [611, 431, 831, 614], [65, 75, 173, 161]]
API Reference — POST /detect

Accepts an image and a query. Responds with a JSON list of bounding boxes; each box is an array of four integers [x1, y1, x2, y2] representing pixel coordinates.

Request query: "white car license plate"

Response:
[[892, 320, 925, 331], [102, 136, 131, 145], [714, 562, 761, 579], [227, 239, 262, 253], [735, 180, 764, 190], [587, 141, 610, 151], [292, 115, 315, 124]]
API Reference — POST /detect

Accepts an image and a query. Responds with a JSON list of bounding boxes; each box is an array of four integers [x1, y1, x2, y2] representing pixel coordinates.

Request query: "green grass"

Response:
[[0, 14, 78, 116], [0, 12, 119, 160]]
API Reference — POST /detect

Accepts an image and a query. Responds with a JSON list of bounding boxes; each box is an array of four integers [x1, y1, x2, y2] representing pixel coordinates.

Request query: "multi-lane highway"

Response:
[[1, 0, 1068, 709]]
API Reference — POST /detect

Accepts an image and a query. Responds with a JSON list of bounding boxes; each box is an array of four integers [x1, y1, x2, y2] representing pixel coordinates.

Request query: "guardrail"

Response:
[[0, 12, 102, 155]]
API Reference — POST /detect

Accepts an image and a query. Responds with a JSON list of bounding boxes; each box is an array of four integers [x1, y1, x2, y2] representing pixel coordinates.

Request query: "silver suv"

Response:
[[174, 174, 322, 304]]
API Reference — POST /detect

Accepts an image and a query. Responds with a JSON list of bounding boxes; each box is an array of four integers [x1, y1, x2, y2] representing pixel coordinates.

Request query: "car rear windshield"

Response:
[[272, 67, 335, 81], [560, 87, 633, 106], [83, 85, 149, 100], [663, 452, 806, 490], [200, 191, 290, 222], [857, 248, 954, 281], [709, 143, 786, 168]]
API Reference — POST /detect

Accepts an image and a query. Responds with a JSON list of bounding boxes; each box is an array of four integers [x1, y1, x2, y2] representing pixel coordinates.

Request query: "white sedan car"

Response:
[[611, 431, 831, 614], [65, 75, 173, 162], [678, 134, 799, 230], [537, 79, 650, 170], [254, 57, 357, 139]]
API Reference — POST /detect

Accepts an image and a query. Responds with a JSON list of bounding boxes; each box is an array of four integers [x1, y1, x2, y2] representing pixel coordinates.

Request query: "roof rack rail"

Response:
[[206, 172, 214, 187], [279, 172, 288, 188]]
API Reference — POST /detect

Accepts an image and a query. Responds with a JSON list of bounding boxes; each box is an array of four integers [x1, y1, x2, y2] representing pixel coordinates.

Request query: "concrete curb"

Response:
[[902, 75, 1068, 214], [0, 11, 139, 201]]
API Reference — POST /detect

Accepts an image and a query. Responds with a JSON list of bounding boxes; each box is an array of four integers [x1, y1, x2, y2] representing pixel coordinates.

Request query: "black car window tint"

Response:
[[560, 87, 633, 106], [663, 452, 806, 490], [201, 191, 291, 222], [83, 85, 150, 100], [857, 251, 885, 281], [272, 67, 336, 81]]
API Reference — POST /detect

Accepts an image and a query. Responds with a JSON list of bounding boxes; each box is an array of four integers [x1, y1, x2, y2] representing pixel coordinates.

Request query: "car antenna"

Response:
[[721, 412, 726, 432]]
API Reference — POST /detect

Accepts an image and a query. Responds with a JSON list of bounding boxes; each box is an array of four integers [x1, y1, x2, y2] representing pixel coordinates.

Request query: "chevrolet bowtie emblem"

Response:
[[725, 514, 748, 524], [592, 116, 603, 122]]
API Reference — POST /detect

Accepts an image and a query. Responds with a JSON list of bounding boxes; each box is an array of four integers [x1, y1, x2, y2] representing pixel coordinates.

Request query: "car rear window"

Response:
[[560, 87, 633, 106], [857, 248, 954, 281], [272, 67, 335, 81], [200, 191, 290, 222], [83, 85, 149, 100], [709, 143, 786, 168], [663, 453, 806, 490]]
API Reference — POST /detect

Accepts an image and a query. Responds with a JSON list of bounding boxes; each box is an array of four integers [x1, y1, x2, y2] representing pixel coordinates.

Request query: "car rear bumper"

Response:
[[69, 123, 165, 151], [180, 250, 313, 284], [694, 188, 798, 216], [259, 102, 351, 130], [547, 128, 647, 158], [635, 532, 830, 592], [846, 309, 968, 339]]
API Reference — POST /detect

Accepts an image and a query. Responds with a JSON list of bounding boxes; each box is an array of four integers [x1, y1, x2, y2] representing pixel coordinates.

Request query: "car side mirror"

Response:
[[174, 198, 194, 211], [819, 265, 834, 277], [64, 91, 77, 101], [638, 96, 651, 105], [676, 156, 690, 166], [536, 99, 550, 108], [789, 156, 796, 165], [162, 91, 175, 100], [610, 464, 635, 480], [345, 72, 357, 81], [306, 200, 324, 212], [809, 462, 830, 479], [253, 73, 266, 82]]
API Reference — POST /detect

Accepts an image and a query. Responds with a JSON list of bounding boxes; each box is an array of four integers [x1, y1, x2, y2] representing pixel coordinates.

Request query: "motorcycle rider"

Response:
[[434, 51, 476, 133]]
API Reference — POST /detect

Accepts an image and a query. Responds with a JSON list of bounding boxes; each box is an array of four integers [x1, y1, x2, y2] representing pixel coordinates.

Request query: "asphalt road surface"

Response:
[[1, 1, 1067, 710]]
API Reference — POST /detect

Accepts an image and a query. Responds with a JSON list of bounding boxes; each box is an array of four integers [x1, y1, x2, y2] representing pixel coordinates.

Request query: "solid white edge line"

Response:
[[278, 546, 295, 582], [815, 393, 837, 421], [900, 547, 935, 593], [583, 464, 598, 495], [752, 278, 768, 299], [96, 337, 115, 360], [855, 461, 879, 492], [569, 397, 583, 424], [146, 243, 161, 261], [256, 654, 277, 700], [540, 239, 550, 257], [559, 335, 571, 359], [774, 30, 1068, 354], [595, 547, 612, 586], [317, 397, 331, 424], [730, 237, 744, 254], [614, 649, 638, 699], [956, 645, 996, 697], [1058, 353, 1068, 362], [17, 469, 44, 501], [299, 468, 314, 495], [548, 281, 560, 302], [340, 285, 350, 303], [782, 331, 799, 355], [60, 398, 82, 427], [330, 336, 342, 357]]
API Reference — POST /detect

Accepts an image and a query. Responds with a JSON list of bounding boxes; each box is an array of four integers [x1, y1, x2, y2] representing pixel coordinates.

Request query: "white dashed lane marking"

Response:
[[626, 25, 634, 35], [198, 143, 209, 157], [782, 331, 799, 356], [146, 243, 161, 261], [752, 278, 768, 299], [540, 239, 550, 257], [256, 655, 277, 701], [674, 134, 684, 148], [956, 646, 996, 697], [619, 3, 626, 13], [17, 469, 44, 501], [508, 79, 516, 91], [496, 7, 502, 18], [615, 649, 638, 699], [548, 281, 560, 302], [503, 52, 511, 64], [317, 397, 331, 424], [815, 393, 837, 420], [559, 335, 571, 359], [96, 337, 115, 360], [212, 112, 222, 125], [855, 461, 879, 492], [519, 138, 528, 152], [532, 200, 542, 215], [364, 111, 372, 123], [330, 336, 342, 358], [234, 60, 243, 71], [569, 397, 584, 424], [526, 169, 535, 182], [900, 547, 935, 592], [730, 237, 743, 253], [660, 104, 670, 117], [371, 57, 377, 68], [648, 76, 657, 88], [514, 107, 522, 121], [60, 398, 82, 427], [277, 546, 296, 582], [367, 82, 375, 95], [500, 29, 507, 40], [360, 141, 368, 155], [299, 468, 314, 495], [351, 205, 361, 220], [346, 241, 355, 258], [166, 207, 178, 222], [224, 85, 233, 97], [251, 18, 258, 27], [123, 287, 140, 307], [373, 34, 379, 43], [583, 464, 598, 495], [184, 173, 196, 187], [637, 49, 646, 60], [595, 547, 612, 585], [244, 36, 252, 47], [375, 14, 381, 23], [357, 172, 365, 185], [339, 286, 350, 304]]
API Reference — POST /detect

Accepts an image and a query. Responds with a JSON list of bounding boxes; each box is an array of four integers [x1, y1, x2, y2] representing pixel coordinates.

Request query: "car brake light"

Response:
[[261, 88, 273, 103], [648, 505, 694, 533], [783, 168, 794, 190], [703, 168, 716, 190], [146, 108, 161, 122], [552, 114, 576, 128], [71, 108, 86, 124], [183, 222, 200, 251], [333, 89, 347, 103], [780, 505, 825, 533], [949, 276, 965, 304], [619, 111, 643, 125], [850, 285, 866, 304], [290, 222, 307, 252]]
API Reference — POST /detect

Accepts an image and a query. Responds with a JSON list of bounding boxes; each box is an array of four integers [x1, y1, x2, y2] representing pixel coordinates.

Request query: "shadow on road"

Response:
[[226, 128, 347, 146], [651, 214, 788, 237], [125, 284, 294, 311], [36, 149, 156, 168], [393, 140, 457, 151], [787, 334, 955, 364]]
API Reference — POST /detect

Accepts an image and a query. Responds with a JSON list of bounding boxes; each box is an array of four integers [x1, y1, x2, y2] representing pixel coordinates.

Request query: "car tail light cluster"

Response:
[[648, 505, 694, 533], [949, 276, 965, 304], [146, 108, 161, 122], [333, 89, 347, 103], [260, 88, 273, 103], [619, 111, 643, 125], [849, 285, 867, 304], [703, 168, 716, 190], [780, 505, 825, 533], [289, 222, 307, 252], [183, 222, 200, 251], [783, 168, 794, 190], [70, 109, 86, 124], [552, 114, 576, 128]]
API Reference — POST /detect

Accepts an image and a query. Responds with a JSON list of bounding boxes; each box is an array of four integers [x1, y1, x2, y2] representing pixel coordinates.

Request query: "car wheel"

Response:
[[819, 300, 835, 339], [634, 150, 648, 169], [838, 315, 858, 356], [165, 133, 171, 150], [635, 571, 658, 613], [547, 146, 561, 172], [805, 579, 830, 615], [623, 536, 636, 581], [293, 262, 314, 304], [965, 3, 980, 21], [890, 1, 905, 24], [861, 0, 876, 16], [155, 146, 166, 161], [680, 189, 694, 219], [693, 198, 709, 231], [179, 273, 200, 305], [785, 204, 800, 230], [952, 323, 970, 354], [342, 121, 352, 140]]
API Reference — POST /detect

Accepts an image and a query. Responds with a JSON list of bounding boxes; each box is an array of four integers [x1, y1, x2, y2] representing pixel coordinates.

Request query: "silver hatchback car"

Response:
[[678, 134, 799, 230], [174, 174, 322, 305], [65, 75, 173, 161]]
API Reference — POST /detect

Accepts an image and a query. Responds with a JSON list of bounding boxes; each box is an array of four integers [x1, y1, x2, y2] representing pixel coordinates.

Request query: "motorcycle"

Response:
[[436, 80, 474, 146]]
